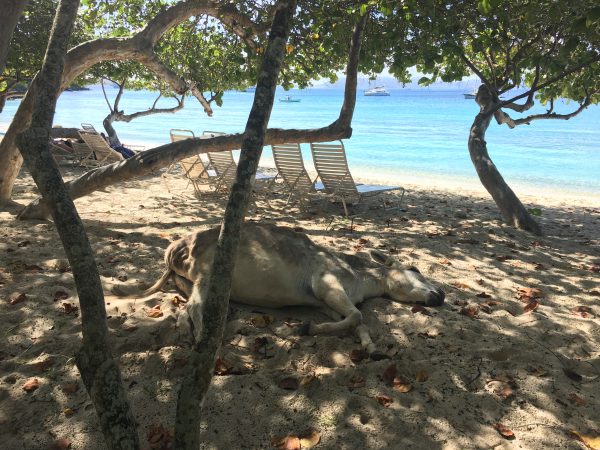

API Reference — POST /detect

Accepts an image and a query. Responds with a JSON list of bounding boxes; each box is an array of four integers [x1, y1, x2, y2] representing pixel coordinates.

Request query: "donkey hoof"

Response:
[[298, 322, 312, 336], [369, 350, 390, 361]]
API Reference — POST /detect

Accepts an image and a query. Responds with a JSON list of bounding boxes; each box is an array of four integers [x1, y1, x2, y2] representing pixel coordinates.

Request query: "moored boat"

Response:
[[364, 86, 390, 96], [279, 95, 301, 103]]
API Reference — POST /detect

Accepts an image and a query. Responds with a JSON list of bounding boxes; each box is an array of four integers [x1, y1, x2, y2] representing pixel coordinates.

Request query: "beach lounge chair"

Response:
[[310, 140, 405, 216], [271, 143, 323, 207], [205, 131, 277, 193], [77, 130, 125, 166], [168, 129, 218, 196]]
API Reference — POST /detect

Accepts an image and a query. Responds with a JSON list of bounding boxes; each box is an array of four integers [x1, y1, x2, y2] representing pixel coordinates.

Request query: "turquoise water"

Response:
[[1, 86, 599, 193]]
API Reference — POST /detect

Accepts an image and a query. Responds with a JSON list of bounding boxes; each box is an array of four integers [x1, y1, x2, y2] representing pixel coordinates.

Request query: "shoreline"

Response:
[[2, 125, 599, 208]]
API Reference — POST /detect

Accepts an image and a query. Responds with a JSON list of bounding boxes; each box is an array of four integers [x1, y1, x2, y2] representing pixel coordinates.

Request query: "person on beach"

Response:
[[100, 132, 135, 159]]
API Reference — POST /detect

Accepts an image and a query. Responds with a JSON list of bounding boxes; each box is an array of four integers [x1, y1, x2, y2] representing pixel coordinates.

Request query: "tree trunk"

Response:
[[103, 114, 122, 147], [174, 2, 297, 447], [0, 0, 27, 76], [14, 0, 139, 448], [469, 86, 542, 235]]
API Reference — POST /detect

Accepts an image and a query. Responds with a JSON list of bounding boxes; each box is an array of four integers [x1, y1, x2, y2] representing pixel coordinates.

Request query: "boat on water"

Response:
[[364, 86, 390, 96], [463, 89, 478, 99], [279, 95, 301, 103]]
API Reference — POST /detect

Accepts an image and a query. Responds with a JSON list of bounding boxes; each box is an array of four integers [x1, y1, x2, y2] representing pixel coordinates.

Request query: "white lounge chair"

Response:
[[271, 143, 323, 207], [310, 140, 405, 216], [77, 130, 124, 166]]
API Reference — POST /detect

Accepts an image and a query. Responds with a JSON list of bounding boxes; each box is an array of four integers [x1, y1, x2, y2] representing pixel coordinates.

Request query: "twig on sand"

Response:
[[466, 356, 484, 388]]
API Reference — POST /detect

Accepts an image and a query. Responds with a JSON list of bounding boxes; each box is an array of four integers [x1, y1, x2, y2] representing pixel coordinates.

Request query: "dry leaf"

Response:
[[62, 302, 79, 314], [349, 348, 369, 364], [493, 423, 516, 440], [272, 435, 301, 450], [61, 382, 79, 394], [460, 306, 479, 318], [523, 300, 540, 314], [348, 374, 366, 389], [298, 429, 321, 448], [393, 376, 413, 393], [51, 438, 72, 450], [214, 357, 230, 376], [570, 430, 600, 449], [415, 369, 429, 382], [475, 292, 491, 299], [33, 357, 55, 373], [527, 366, 547, 377], [145, 304, 163, 318], [589, 290, 600, 297], [53, 290, 69, 301], [251, 314, 274, 328], [147, 424, 173, 450], [453, 299, 468, 306], [495, 255, 514, 262], [411, 305, 429, 315], [516, 287, 545, 302], [376, 394, 393, 407], [451, 281, 471, 290], [494, 384, 514, 400], [438, 258, 452, 265], [382, 364, 397, 385], [567, 393, 587, 406], [278, 377, 299, 391], [533, 263, 546, 270], [572, 305, 594, 318], [9, 292, 27, 305], [22, 377, 40, 392]]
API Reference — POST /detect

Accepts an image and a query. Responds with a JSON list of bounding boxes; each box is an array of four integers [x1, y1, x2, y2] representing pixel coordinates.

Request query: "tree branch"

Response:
[[116, 93, 186, 122]]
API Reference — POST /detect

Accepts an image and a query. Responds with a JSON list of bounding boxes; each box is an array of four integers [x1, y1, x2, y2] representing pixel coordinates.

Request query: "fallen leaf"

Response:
[[493, 423, 516, 440], [417, 331, 437, 339], [567, 393, 587, 406], [382, 364, 397, 385], [411, 305, 429, 315], [590, 290, 600, 297], [453, 299, 468, 306], [570, 430, 600, 449], [475, 292, 491, 299], [438, 258, 452, 265], [278, 377, 299, 390], [533, 263, 546, 270], [53, 290, 69, 302], [22, 377, 40, 392], [516, 287, 545, 302], [61, 382, 79, 394], [527, 366, 547, 377], [33, 357, 55, 372], [585, 264, 600, 273], [495, 255, 514, 262], [214, 357, 233, 376], [451, 281, 471, 290], [523, 300, 540, 314], [9, 292, 27, 305], [251, 314, 274, 328], [494, 384, 514, 400], [348, 374, 366, 389], [572, 305, 594, 318], [563, 368, 583, 382], [147, 424, 173, 450], [272, 435, 301, 450], [479, 303, 492, 314], [376, 394, 393, 407], [349, 348, 369, 364], [170, 295, 187, 307], [393, 376, 413, 393], [63, 408, 74, 417], [62, 302, 79, 315], [145, 304, 163, 318], [298, 429, 321, 448], [460, 306, 479, 318], [51, 438, 72, 450], [415, 369, 429, 382]]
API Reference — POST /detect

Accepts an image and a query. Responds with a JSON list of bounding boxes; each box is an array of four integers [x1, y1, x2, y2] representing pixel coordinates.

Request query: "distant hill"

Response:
[[310, 74, 479, 91]]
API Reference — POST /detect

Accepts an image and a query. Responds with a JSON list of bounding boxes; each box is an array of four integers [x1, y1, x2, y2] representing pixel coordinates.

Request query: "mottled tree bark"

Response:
[[14, 0, 139, 448], [468, 85, 542, 235], [0, 0, 27, 77]]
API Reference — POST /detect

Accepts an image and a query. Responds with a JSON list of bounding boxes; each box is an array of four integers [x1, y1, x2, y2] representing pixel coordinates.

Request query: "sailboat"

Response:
[[364, 85, 390, 96]]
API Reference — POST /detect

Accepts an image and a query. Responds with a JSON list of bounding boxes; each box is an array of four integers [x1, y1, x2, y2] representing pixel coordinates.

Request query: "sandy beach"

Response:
[[1, 160, 599, 449]]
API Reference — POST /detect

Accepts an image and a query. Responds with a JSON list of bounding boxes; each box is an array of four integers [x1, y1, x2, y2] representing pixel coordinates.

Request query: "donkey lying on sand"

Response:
[[137, 223, 445, 354]]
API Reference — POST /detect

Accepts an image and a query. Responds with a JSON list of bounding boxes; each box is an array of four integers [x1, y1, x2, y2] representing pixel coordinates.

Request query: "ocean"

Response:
[[1, 86, 599, 195]]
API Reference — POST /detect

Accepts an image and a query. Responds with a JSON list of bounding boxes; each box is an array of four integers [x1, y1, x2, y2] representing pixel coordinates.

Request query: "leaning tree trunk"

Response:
[[469, 86, 542, 235], [174, 2, 298, 447], [102, 113, 122, 147], [0, 0, 28, 78], [14, 0, 139, 447]]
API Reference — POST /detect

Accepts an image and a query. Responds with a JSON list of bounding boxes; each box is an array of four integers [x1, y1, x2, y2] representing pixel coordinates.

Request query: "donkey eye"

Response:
[[407, 267, 421, 274]]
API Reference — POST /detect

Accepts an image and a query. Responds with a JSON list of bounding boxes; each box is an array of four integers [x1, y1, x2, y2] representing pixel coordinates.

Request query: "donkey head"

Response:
[[370, 250, 445, 307]]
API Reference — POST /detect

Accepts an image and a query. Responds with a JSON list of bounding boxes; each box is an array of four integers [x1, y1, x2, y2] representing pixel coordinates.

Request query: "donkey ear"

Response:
[[369, 250, 394, 267]]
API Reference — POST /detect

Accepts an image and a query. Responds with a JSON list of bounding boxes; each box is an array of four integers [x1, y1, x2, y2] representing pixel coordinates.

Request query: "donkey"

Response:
[[136, 223, 445, 354]]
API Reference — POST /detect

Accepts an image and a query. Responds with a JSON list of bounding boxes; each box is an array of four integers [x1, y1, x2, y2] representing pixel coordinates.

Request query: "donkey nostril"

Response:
[[426, 289, 445, 306]]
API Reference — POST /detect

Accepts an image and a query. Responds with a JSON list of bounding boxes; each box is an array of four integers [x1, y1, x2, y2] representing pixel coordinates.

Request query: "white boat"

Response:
[[364, 86, 390, 96], [279, 95, 301, 103], [463, 89, 477, 99]]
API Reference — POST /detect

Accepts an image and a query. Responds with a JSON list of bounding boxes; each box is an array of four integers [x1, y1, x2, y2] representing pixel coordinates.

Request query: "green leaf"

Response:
[[528, 208, 543, 217]]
